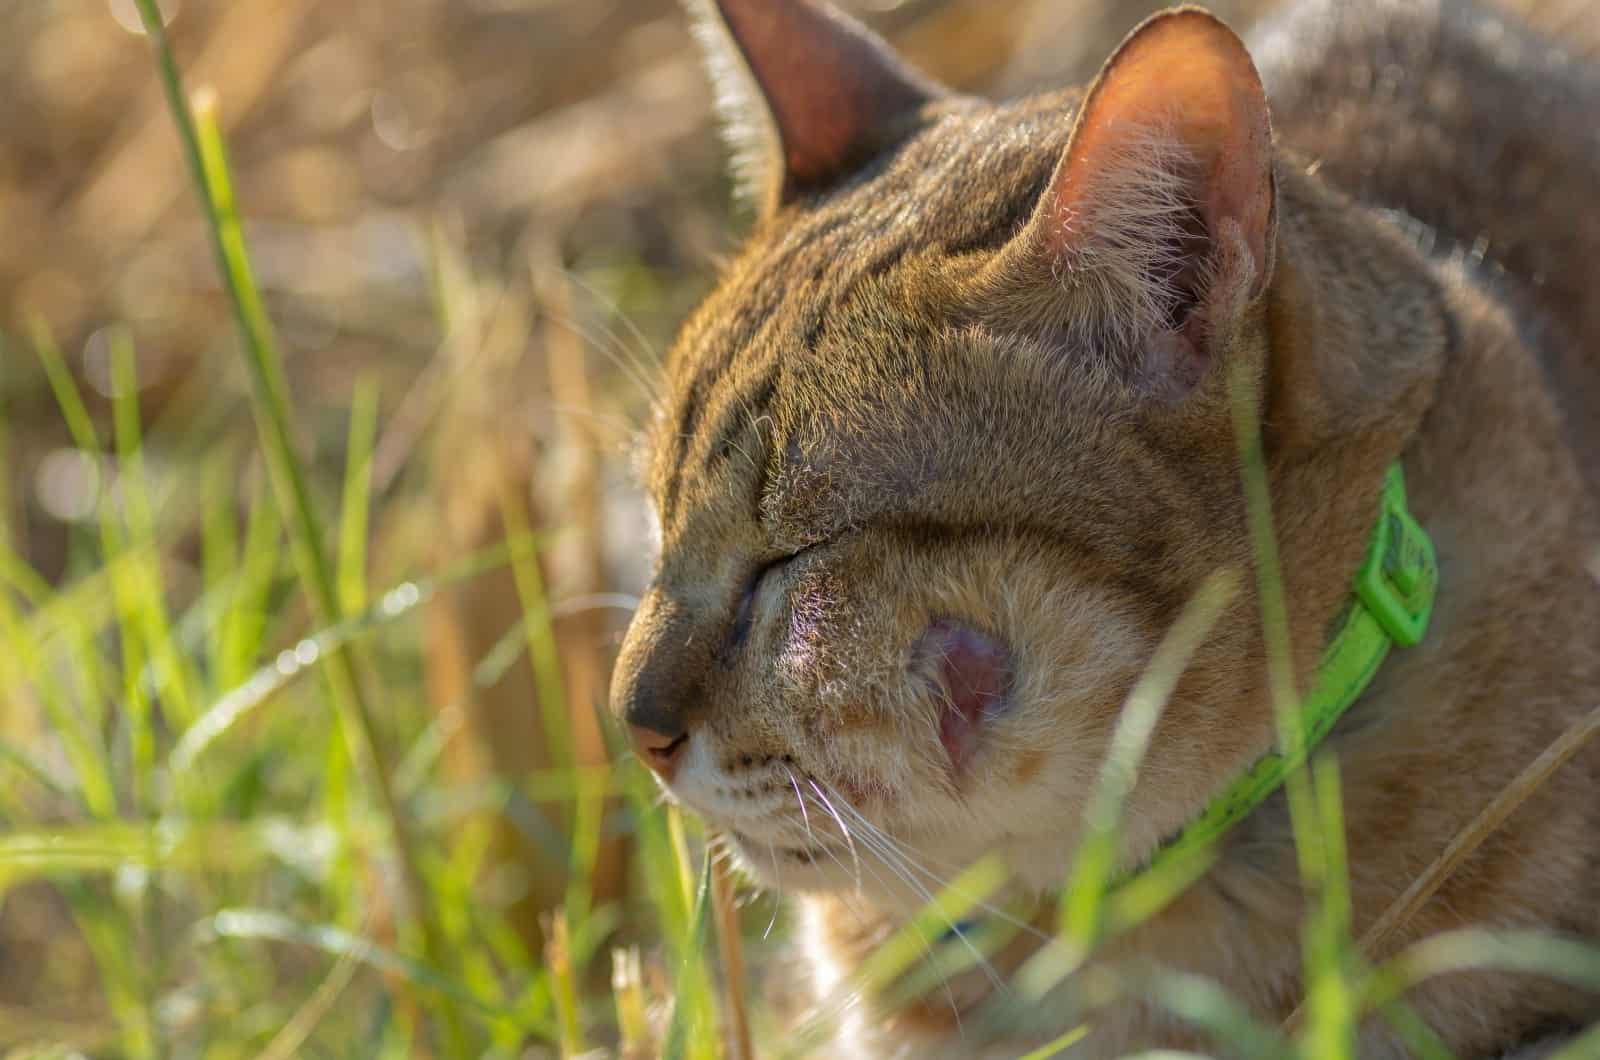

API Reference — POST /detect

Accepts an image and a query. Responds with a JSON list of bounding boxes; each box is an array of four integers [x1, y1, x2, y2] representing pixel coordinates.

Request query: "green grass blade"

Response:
[[200, 443, 242, 683], [1299, 755, 1357, 1060], [110, 328, 199, 728], [1227, 356, 1358, 1056], [661, 847, 719, 1060], [1368, 929, 1600, 1006], [0, 539, 56, 607], [1143, 970, 1291, 1060], [0, 582, 118, 820], [219, 473, 281, 690], [993, 570, 1240, 1020], [1013, 1025, 1091, 1060], [338, 376, 380, 616], [65, 882, 158, 1060], [32, 320, 159, 813], [562, 760, 610, 971], [171, 547, 534, 774], [1226, 359, 1324, 873], [545, 909, 586, 1057], [852, 853, 1010, 998], [205, 909, 521, 1025], [0, 817, 377, 885], [0, 737, 77, 801], [29, 317, 101, 456], [0, 364, 11, 557], [1103, 843, 1218, 938], [498, 487, 574, 770], [1060, 568, 1240, 950], [328, 377, 380, 943], [612, 946, 652, 1058], [123, 2, 468, 1040], [1371, 995, 1457, 1060]]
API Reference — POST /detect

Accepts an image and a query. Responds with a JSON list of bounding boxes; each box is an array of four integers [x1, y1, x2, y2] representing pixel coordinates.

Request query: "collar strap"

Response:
[[1142, 462, 1438, 875]]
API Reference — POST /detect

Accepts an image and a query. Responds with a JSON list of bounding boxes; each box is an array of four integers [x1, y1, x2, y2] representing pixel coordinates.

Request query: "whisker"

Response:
[[525, 399, 641, 449], [554, 262, 666, 371], [763, 839, 783, 940], [818, 780, 1052, 946], [540, 310, 661, 413], [784, 767, 818, 852], [807, 779, 863, 888], [788, 765, 874, 897], [844, 825, 1007, 995], [531, 253, 665, 395], [796, 784, 1005, 998], [793, 810, 967, 1038]]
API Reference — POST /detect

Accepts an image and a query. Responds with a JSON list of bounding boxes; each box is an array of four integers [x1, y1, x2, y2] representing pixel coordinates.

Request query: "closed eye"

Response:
[[727, 544, 820, 654]]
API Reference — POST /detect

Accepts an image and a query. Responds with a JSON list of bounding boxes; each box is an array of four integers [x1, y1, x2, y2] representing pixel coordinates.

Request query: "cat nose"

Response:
[[629, 718, 688, 779], [612, 584, 707, 781], [623, 684, 692, 778]]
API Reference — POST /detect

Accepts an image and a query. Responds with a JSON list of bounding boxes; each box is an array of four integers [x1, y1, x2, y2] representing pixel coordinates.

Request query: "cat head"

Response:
[[610, 0, 1440, 903]]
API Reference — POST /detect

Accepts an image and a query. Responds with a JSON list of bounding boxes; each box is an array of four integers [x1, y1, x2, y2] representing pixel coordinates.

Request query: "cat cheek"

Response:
[[913, 620, 1012, 771]]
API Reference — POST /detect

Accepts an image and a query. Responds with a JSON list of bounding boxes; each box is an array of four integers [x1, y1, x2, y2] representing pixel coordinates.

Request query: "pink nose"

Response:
[[630, 723, 688, 780]]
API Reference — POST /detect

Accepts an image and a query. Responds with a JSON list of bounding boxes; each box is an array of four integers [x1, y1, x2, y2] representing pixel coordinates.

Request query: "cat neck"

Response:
[[1211, 181, 1600, 956]]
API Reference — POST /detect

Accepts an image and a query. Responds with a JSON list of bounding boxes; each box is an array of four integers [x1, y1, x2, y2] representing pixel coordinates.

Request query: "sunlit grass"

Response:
[[3, 3, 1600, 1058]]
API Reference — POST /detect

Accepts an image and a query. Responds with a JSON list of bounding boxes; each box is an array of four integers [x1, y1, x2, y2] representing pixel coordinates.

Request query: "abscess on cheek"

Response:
[[915, 619, 1012, 769]]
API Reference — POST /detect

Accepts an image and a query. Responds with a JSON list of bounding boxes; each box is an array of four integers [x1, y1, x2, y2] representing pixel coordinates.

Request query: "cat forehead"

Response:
[[648, 94, 1081, 510], [677, 94, 1076, 371]]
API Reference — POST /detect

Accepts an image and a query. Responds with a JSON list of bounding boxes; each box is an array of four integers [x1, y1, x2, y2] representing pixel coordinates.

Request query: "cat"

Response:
[[608, 0, 1600, 1055]]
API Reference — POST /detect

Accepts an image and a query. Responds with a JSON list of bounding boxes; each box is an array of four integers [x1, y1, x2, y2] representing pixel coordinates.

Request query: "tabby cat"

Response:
[[609, 0, 1600, 1055]]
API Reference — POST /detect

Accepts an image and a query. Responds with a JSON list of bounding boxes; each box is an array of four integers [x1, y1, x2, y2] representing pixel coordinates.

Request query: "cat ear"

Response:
[[687, 0, 946, 215], [993, 8, 1276, 400]]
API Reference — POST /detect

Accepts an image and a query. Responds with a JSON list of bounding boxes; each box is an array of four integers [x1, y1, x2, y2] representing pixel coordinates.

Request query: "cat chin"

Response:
[[721, 819, 1073, 912], [722, 826, 950, 906], [722, 830, 872, 894]]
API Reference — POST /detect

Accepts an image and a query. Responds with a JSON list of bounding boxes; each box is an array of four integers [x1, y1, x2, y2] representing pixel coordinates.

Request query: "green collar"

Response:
[[1143, 462, 1439, 876]]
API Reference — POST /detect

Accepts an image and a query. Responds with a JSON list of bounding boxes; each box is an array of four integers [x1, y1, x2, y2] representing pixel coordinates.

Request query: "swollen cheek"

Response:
[[914, 619, 1012, 769]]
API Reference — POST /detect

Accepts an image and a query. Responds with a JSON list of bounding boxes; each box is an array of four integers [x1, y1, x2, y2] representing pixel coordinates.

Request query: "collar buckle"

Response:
[[1353, 465, 1438, 648]]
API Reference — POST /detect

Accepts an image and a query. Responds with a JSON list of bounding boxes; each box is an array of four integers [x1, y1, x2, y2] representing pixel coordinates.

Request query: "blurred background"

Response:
[[2, 0, 1583, 1055]]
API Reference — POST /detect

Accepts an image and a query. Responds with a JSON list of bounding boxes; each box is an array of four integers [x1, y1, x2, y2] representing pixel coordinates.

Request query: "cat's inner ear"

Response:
[[999, 9, 1276, 400], [688, 0, 946, 215]]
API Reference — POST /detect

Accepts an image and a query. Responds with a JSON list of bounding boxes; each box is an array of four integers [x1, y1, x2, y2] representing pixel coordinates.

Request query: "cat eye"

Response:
[[727, 545, 817, 653]]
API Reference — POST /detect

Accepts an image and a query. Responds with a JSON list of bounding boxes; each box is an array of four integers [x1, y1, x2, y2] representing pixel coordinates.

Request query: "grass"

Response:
[[3, 3, 1600, 1058]]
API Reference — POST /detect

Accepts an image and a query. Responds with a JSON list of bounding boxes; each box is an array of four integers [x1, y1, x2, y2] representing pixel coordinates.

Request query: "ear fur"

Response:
[[989, 7, 1277, 398], [685, 0, 946, 215]]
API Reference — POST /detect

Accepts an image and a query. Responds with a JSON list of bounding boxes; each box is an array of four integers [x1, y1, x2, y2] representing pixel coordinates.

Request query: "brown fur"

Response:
[[610, 0, 1600, 1055]]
